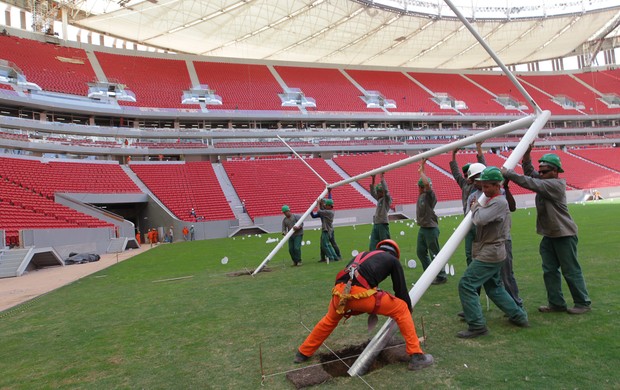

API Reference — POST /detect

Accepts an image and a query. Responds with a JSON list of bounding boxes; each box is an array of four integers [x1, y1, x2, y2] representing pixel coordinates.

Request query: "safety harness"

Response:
[[333, 250, 386, 317]]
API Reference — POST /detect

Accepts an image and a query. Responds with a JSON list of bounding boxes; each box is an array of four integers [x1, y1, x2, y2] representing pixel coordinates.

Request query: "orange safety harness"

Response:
[[333, 250, 386, 317]]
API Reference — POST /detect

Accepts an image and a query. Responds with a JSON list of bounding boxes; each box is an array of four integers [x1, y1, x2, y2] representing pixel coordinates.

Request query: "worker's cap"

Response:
[[461, 163, 471, 174], [324, 199, 334, 206], [376, 239, 400, 259], [538, 153, 564, 173], [418, 177, 431, 187], [281, 205, 290, 213], [467, 163, 486, 179], [476, 166, 504, 183]]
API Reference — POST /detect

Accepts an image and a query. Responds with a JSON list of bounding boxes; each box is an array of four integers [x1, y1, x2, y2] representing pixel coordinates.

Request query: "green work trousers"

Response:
[[369, 223, 390, 252], [417, 227, 446, 280], [540, 235, 591, 309], [459, 259, 528, 329], [464, 225, 476, 266], [289, 235, 303, 265], [320, 231, 338, 261]]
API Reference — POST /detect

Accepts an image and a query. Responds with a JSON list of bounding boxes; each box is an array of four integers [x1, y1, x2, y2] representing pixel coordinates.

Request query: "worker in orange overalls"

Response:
[[294, 239, 434, 371], [152, 228, 159, 245], [135, 230, 141, 245]]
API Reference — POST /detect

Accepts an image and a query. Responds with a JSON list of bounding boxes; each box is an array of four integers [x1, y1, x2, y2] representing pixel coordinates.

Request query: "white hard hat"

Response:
[[467, 163, 486, 179]]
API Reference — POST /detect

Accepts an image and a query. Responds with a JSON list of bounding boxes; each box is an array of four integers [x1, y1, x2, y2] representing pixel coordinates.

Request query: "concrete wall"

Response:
[[21, 228, 115, 259]]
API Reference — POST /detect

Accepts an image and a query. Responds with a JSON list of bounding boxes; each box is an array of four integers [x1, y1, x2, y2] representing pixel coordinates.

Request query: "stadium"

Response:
[[0, 0, 619, 388]]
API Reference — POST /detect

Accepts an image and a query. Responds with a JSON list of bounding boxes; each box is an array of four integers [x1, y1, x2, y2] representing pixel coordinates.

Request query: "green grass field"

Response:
[[1, 201, 619, 389]]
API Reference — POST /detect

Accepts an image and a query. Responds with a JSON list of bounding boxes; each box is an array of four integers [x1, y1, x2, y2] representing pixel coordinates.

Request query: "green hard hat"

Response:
[[281, 205, 290, 213], [461, 163, 471, 174], [418, 177, 431, 187], [538, 153, 564, 173], [477, 166, 504, 182], [375, 184, 384, 191], [324, 199, 334, 206]]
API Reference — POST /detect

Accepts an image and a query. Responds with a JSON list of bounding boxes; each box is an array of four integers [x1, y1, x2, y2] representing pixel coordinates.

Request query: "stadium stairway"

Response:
[[85, 50, 108, 83], [120, 164, 177, 218], [0, 248, 29, 278], [324, 159, 377, 205], [212, 163, 253, 227]]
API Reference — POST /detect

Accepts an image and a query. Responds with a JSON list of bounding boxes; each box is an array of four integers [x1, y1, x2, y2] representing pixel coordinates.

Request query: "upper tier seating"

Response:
[[344, 69, 442, 114], [464, 73, 533, 113], [130, 162, 234, 221], [568, 147, 620, 172], [408, 72, 505, 114], [501, 149, 620, 190], [0, 35, 96, 96], [274, 66, 381, 112], [222, 157, 374, 219], [573, 69, 620, 101], [332, 152, 461, 205], [193, 62, 297, 111], [95, 52, 198, 109], [518, 74, 620, 115]]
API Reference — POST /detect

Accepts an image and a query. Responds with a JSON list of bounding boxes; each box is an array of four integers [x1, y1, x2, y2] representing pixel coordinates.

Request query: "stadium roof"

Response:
[[66, 0, 620, 69]]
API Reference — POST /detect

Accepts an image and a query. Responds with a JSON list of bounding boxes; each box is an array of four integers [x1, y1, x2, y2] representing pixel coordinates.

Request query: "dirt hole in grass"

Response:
[[286, 338, 408, 388], [226, 267, 272, 277]]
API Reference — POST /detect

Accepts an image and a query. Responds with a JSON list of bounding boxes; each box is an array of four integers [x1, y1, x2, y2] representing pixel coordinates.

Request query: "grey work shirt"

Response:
[[282, 214, 304, 237], [317, 208, 335, 234], [467, 188, 512, 239], [370, 178, 391, 224], [504, 160, 578, 238], [416, 188, 438, 228], [471, 195, 510, 263], [450, 154, 486, 214]]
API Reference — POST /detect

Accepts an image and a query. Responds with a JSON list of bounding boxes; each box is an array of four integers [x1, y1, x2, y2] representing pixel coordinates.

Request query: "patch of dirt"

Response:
[[286, 337, 408, 388], [226, 267, 272, 277]]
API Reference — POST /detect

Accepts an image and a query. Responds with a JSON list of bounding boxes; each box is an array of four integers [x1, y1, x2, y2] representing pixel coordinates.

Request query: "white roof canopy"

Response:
[[70, 0, 620, 69]]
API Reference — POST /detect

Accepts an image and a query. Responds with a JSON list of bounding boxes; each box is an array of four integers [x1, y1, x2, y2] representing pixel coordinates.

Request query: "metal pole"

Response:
[[252, 188, 329, 276], [442, 0, 541, 114], [253, 116, 534, 275], [347, 111, 550, 377], [327, 115, 535, 189], [277, 135, 328, 185]]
